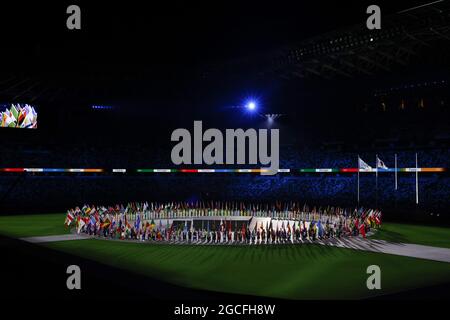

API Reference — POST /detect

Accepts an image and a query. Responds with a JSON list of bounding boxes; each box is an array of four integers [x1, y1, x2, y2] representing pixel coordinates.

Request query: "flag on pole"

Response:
[[357, 156, 372, 203], [65, 210, 74, 226], [77, 216, 86, 234], [376, 156, 388, 169], [359, 222, 366, 238], [395, 153, 398, 190], [416, 153, 419, 204], [90, 215, 96, 226], [135, 213, 141, 230], [358, 157, 372, 171]]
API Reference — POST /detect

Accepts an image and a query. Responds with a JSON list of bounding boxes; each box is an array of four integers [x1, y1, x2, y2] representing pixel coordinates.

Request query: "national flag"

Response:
[[10, 104, 18, 120], [168, 221, 174, 237], [374, 211, 382, 225], [359, 222, 366, 238], [17, 107, 27, 126], [150, 219, 155, 230], [317, 220, 324, 237], [65, 210, 74, 226], [376, 156, 388, 170], [84, 205, 92, 215], [101, 219, 111, 229], [22, 112, 35, 128], [77, 216, 86, 234], [358, 157, 372, 171], [3, 113, 15, 127], [135, 213, 141, 230]]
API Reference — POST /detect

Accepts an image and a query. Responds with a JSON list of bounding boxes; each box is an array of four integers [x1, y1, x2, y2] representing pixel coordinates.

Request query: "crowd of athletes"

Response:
[[65, 202, 382, 243]]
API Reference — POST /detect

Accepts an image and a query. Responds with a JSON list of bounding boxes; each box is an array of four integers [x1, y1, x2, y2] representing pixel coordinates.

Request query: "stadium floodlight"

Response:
[[246, 101, 257, 111]]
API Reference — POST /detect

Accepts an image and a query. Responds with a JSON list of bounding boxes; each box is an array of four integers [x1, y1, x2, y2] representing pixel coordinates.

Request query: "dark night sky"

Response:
[[0, 1, 426, 72], [0, 0, 447, 146]]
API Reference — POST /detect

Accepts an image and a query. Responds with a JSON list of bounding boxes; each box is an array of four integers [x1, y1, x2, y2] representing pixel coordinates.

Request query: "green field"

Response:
[[45, 239, 450, 299], [1, 213, 449, 299], [1, 213, 449, 247], [0, 213, 69, 237], [370, 222, 450, 248]]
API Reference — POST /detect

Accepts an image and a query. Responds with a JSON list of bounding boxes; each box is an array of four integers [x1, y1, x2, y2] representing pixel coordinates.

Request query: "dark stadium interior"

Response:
[[1, 0, 450, 308], [1, 0, 450, 224]]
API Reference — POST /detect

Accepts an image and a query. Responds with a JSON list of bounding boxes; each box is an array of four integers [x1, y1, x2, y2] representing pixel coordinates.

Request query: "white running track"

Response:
[[20, 234, 450, 263]]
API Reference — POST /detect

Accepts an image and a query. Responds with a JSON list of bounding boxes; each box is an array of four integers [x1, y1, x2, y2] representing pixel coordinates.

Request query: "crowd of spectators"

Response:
[[1, 143, 449, 169], [1, 172, 448, 219], [1, 143, 448, 222]]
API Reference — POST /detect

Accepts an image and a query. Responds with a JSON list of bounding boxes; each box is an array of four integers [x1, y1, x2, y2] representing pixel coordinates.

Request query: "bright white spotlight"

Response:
[[246, 101, 256, 111]]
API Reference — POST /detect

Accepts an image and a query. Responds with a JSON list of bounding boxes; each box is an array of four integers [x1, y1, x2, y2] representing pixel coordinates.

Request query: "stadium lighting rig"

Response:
[[227, 99, 258, 112], [263, 114, 283, 123], [229, 98, 284, 124], [91, 105, 114, 110]]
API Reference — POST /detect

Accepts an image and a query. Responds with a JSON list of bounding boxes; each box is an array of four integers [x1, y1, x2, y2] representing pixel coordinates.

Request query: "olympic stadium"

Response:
[[1, 0, 450, 309]]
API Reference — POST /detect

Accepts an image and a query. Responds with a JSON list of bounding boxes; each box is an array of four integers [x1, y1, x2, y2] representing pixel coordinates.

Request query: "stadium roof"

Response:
[[205, 0, 450, 80], [0, 1, 449, 105]]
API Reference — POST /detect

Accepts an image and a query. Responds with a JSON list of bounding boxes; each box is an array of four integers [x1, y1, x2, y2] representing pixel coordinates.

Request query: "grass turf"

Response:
[[1, 214, 449, 299], [0, 213, 69, 237], [45, 239, 450, 300], [369, 222, 450, 248], [0, 213, 449, 248]]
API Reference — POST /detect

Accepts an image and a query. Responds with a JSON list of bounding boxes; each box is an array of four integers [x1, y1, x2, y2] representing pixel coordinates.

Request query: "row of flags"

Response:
[[358, 153, 420, 204], [0, 103, 37, 128], [358, 156, 388, 171], [65, 202, 382, 240], [65, 202, 381, 222], [249, 214, 376, 239]]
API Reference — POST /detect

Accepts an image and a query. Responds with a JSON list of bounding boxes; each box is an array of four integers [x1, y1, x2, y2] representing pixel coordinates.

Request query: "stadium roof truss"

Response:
[[214, 1, 450, 81]]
